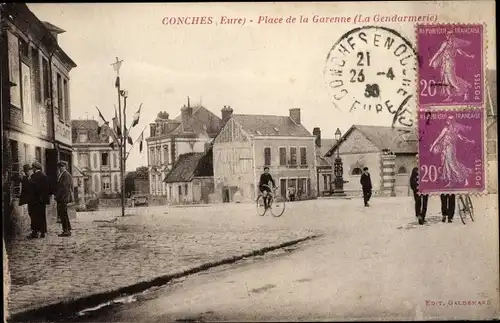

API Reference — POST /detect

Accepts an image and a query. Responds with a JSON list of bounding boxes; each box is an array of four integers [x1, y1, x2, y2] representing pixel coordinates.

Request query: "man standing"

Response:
[[410, 167, 429, 225], [55, 161, 73, 237], [30, 162, 50, 238], [19, 164, 36, 238], [360, 167, 372, 207], [440, 194, 455, 223]]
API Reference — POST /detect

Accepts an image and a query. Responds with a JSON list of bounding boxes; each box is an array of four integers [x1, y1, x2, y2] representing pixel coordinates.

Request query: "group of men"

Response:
[[18, 160, 74, 238]]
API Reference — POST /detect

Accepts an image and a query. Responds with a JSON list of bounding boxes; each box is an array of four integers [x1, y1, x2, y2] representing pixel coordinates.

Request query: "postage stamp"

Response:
[[418, 108, 484, 194], [324, 26, 417, 127], [417, 24, 484, 107]]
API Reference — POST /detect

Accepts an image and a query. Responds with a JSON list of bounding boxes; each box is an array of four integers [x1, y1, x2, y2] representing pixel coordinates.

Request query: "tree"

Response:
[[124, 172, 136, 197], [135, 166, 149, 180]]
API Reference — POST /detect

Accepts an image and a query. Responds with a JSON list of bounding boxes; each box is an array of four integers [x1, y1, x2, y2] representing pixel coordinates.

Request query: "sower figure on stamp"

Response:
[[30, 162, 50, 238], [19, 164, 36, 239], [360, 167, 372, 207], [410, 167, 429, 225], [55, 161, 73, 237], [440, 193, 455, 223]]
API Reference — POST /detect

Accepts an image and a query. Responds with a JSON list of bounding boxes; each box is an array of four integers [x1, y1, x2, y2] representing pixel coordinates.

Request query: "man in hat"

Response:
[[30, 161, 50, 238], [360, 167, 372, 207], [19, 164, 36, 238], [55, 161, 73, 237]]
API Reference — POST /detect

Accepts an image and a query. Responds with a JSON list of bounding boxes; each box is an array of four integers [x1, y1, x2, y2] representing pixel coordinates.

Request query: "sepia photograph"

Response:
[[1, 1, 498, 322]]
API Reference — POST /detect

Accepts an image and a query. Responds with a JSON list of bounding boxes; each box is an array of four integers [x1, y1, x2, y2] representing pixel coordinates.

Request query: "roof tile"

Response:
[[232, 114, 312, 137]]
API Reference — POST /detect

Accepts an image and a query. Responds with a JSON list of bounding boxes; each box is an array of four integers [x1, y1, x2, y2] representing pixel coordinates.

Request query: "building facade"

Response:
[[213, 108, 318, 203], [71, 119, 122, 198], [313, 127, 334, 196], [325, 125, 418, 196], [1, 4, 77, 228], [146, 102, 226, 196]]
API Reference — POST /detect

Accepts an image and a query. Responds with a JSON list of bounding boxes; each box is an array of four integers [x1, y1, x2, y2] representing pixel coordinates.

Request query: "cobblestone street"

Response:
[[5, 195, 498, 319]]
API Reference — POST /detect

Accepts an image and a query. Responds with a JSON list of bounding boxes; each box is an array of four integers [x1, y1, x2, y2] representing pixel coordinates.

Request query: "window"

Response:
[[93, 153, 98, 169], [178, 185, 182, 196], [157, 147, 161, 165], [149, 148, 154, 165], [352, 167, 362, 175], [280, 179, 287, 198], [19, 39, 29, 61], [35, 147, 42, 163], [56, 73, 63, 121], [398, 166, 408, 174], [300, 147, 307, 166], [289, 147, 297, 166], [21, 62, 32, 125], [164, 145, 169, 164], [102, 177, 110, 190], [298, 178, 307, 196], [42, 58, 50, 101], [113, 174, 118, 191], [63, 79, 69, 122], [101, 152, 109, 166], [31, 48, 41, 103], [78, 132, 88, 143], [289, 178, 297, 191], [279, 147, 287, 166], [79, 153, 89, 168], [113, 153, 118, 169], [184, 183, 188, 195], [264, 147, 271, 166]]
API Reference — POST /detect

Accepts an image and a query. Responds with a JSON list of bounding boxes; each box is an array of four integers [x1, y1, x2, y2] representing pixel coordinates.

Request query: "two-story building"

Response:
[[71, 119, 122, 198], [213, 108, 318, 202], [145, 101, 226, 196], [1, 4, 76, 231]]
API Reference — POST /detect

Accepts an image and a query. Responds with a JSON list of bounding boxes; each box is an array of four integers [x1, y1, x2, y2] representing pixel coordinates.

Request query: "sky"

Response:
[[28, 2, 496, 170]]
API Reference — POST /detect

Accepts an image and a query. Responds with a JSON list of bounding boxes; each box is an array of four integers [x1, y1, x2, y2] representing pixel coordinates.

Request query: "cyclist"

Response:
[[259, 166, 276, 209]]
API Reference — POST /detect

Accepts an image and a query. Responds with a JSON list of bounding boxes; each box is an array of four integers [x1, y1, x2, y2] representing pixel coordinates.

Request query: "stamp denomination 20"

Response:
[[418, 109, 484, 194], [324, 26, 417, 127], [417, 24, 484, 107]]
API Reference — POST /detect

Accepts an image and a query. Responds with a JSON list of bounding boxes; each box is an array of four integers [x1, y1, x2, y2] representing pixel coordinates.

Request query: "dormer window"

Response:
[[78, 131, 88, 143]]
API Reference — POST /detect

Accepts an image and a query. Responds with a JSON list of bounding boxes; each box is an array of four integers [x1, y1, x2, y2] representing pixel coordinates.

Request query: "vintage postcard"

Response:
[[2, 1, 498, 322]]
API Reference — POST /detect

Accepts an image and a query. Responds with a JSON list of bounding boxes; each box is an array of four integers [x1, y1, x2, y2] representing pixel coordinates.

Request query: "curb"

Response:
[[7, 234, 320, 322]]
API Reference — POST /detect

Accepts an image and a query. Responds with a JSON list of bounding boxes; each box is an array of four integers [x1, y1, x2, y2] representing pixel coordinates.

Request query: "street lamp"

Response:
[[333, 128, 346, 196]]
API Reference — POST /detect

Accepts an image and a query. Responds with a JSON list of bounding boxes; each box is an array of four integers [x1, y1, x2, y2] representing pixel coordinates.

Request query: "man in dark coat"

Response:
[[30, 162, 50, 238], [440, 194, 455, 223], [19, 164, 36, 238], [55, 161, 73, 237], [360, 167, 372, 207], [410, 167, 429, 225]]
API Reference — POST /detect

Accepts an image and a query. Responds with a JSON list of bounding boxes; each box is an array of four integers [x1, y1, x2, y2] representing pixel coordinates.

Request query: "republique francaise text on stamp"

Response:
[[324, 26, 417, 127], [417, 108, 485, 194], [417, 24, 484, 108]]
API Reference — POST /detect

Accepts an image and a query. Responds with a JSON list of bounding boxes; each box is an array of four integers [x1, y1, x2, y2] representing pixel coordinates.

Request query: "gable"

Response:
[[214, 118, 250, 144], [337, 128, 379, 154]]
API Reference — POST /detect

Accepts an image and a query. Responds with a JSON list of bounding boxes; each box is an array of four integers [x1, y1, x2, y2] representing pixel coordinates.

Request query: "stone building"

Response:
[[145, 101, 225, 196], [213, 108, 318, 202], [71, 119, 122, 198], [1, 3, 77, 233], [163, 148, 214, 204], [486, 69, 497, 193], [325, 125, 418, 196]]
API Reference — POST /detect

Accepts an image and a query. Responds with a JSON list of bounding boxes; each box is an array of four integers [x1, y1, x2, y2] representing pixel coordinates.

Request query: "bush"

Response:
[[85, 198, 99, 211]]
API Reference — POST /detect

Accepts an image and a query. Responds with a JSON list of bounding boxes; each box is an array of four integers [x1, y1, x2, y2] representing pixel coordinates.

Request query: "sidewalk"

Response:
[[5, 203, 318, 316]]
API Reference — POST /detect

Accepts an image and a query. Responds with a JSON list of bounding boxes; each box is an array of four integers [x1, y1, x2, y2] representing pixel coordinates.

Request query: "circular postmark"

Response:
[[324, 26, 417, 127]]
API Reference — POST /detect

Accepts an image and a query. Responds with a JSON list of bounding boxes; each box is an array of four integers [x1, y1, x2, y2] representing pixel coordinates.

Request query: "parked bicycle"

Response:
[[256, 184, 286, 217], [457, 194, 474, 224]]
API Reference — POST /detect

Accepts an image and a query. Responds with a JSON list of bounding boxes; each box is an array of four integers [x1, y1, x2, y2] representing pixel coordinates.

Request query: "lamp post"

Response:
[[333, 128, 346, 196]]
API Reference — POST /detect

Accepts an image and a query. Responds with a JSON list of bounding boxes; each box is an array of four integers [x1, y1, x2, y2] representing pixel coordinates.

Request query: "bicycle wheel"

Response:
[[457, 196, 468, 225], [256, 195, 267, 216], [466, 195, 474, 221], [269, 195, 285, 217]]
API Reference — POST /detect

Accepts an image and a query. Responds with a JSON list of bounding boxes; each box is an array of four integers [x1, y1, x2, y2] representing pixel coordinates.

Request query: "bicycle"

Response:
[[457, 194, 474, 224], [256, 184, 286, 217]]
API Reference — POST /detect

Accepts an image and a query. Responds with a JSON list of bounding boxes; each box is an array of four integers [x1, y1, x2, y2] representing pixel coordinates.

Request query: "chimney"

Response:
[[150, 123, 157, 137], [313, 127, 321, 147], [181, 105, 193, 132], [289, 108, 301, 124], [221, 105, 234, 124]]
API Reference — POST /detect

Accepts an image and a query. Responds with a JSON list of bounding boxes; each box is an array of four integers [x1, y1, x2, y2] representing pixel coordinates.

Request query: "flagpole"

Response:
[[113, 57, 125, 217], [126, 126, 147, 158], [123, 93, 128, 192]]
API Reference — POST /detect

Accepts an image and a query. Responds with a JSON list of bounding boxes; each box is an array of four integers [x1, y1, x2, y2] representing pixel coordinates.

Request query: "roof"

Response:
[[232, 114, 312, 137], [325, 125, 417, 156], [163, 150, 213, 183], [148, 105, 222, 141], [486, 69, 497, 116], [71, 119, 111, 144], [42, 21, 66, 34], [316, 152, 332, 167], [316, 139, 335, 168]]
